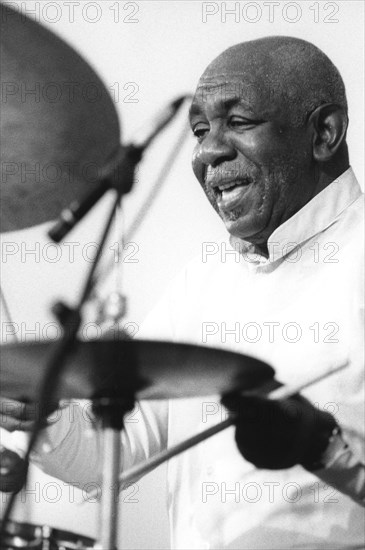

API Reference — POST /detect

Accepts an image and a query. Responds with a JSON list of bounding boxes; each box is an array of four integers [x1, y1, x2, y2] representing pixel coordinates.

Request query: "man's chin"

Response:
[[222, 215, 267, 243]]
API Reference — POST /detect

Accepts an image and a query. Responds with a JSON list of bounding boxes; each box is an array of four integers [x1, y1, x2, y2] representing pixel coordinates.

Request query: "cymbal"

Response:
[[0, 339, 274, 402], [0, 4, 120, 233]]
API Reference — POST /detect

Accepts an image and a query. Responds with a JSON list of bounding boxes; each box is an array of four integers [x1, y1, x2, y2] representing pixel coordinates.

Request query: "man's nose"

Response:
[[196, 130, 236, 168]]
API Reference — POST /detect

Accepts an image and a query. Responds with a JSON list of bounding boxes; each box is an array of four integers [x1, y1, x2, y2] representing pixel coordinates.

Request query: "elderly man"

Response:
[[2, 36, 365, 549]]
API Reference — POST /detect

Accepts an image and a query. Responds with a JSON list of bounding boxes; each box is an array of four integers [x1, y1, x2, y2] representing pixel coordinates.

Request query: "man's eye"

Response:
[[192, 123, 209, 140], [228, 116, 256, 130]]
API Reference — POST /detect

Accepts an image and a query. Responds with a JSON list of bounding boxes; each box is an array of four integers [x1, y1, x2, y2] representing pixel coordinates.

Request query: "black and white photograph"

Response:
[[0, 1, 364, 548]]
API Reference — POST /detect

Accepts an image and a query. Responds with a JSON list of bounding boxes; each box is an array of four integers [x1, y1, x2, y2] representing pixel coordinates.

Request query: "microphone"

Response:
[[48, 96, 188, 243]]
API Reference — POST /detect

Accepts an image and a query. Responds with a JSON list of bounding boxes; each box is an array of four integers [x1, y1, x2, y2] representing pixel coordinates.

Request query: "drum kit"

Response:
[[0, 520, 95, 550], [0, 3, 347, 549]]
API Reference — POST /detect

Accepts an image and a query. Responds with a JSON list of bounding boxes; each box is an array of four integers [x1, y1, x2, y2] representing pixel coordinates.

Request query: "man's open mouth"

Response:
[[213, 177, 253, 209]]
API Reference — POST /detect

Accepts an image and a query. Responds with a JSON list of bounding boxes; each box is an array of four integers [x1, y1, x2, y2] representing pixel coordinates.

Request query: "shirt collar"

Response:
[[230, 167, 362, 265]]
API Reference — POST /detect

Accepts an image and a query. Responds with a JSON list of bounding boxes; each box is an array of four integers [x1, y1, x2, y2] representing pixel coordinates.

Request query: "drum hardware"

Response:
[[95, 291, 127, 328], [0, 186, 123, 548], [0, 152, 131, 548], [7, 150, 141, 549], [0, 520, 95, 549]]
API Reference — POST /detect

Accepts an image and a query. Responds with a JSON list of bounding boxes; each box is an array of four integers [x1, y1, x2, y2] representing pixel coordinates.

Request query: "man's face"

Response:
[[189, 66, 316, 246]]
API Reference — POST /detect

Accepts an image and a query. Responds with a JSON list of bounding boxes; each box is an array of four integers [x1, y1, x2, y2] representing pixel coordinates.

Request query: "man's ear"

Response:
[[308, 103, 348, 162]]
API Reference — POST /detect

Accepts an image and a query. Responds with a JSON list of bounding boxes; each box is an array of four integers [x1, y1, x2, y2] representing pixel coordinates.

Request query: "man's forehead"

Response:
[[191, 40, 285, 108], [191, 73, 275, 114], [196, 72, 262, 92], [202, 42, 272, 79]]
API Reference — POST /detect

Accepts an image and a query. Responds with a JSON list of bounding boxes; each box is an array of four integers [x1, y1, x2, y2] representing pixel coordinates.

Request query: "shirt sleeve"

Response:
[[312, 281, 365, 506], [32, 398, 168, 488], [313, 432, 365, 507]]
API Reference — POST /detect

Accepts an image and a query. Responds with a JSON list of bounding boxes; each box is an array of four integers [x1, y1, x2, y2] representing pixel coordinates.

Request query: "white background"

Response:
[[1, 1, 364, 548]]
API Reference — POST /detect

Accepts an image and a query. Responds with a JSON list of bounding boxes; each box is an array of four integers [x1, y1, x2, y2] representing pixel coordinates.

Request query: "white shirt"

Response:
[[37, 167, 365, 549]]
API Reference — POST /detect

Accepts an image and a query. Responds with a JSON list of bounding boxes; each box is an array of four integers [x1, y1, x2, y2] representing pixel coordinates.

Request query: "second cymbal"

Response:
[[0, 339, 274, 403]]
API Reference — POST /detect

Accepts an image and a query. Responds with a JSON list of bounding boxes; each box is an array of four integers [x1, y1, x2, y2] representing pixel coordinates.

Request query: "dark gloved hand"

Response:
[[0, 446, 28, 493], [0, 397, 67, 494], [221, 393, 337, 470]]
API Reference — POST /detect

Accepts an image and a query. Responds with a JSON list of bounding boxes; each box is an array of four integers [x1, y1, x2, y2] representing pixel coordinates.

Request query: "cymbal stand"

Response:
[[52, 146, 142, 550], [91, 160, 132, 549], [0, 145, 142, 547], [92, 393, 137, 550]]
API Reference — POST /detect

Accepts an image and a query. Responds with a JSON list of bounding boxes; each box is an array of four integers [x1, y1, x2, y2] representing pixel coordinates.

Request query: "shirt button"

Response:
[[206, 465, 214, 476]]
